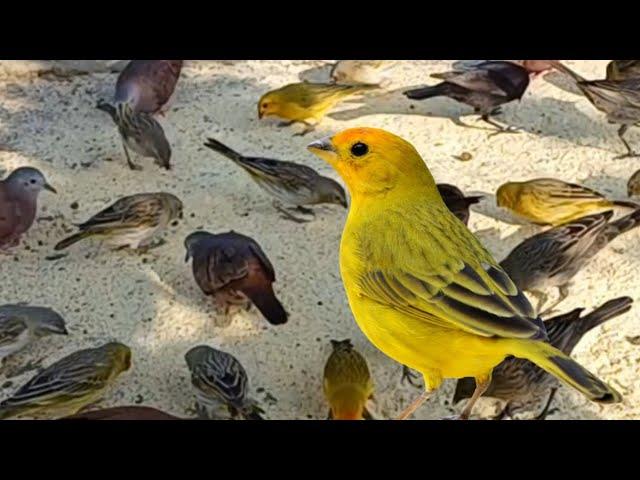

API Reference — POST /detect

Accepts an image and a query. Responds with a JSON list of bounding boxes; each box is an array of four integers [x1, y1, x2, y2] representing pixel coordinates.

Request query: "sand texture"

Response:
[[0, 60, 638, 420]]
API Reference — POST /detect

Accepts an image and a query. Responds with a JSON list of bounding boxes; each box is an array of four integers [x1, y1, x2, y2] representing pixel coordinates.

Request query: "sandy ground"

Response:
[[0, 60, 638, 420]]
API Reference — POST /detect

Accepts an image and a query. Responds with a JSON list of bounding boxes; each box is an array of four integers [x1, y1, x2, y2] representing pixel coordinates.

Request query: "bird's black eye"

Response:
[[351, 142, 368, 157], [30, 179, 36, 184], [262, 103, 268, 109]]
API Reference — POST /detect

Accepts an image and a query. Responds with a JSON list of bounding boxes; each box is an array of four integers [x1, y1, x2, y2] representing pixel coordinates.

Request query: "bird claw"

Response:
[[440, 414, 465, 420], [401, 366, 422, 388], [614, 152, 640, 160], [487, 126, 522, 138]]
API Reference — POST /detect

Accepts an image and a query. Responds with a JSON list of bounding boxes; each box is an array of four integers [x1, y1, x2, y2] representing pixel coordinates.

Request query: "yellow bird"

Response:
[[258, 82, 376, 135], [497, 177, 638, 226], [308, 128, 621, 420], [323, 339, 374, 420]]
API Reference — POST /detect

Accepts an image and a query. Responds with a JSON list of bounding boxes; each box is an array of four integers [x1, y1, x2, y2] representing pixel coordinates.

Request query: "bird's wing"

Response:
[[537, 179, 605, 201], [240, 157, 317, 189], [247, 240, 276, 283], [298, 84, 370, 107], [115, 60, 182, 113], [78, 195, 160, 230], [433, 69, 511, 96], [0, 315, 28, 349], [0, 188, 19, 240], [207, 243, 250, 290], [193, 358, 246, 405]]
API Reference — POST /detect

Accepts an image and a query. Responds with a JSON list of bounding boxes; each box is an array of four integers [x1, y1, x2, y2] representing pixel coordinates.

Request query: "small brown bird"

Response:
[[551, 61, 640, 158], [204, 137, 346, 222], [453, 296, 633, 419], [404, 61, 531, 134], [0, 167, 56, 251], [0, 305, 68, 362], [437, 183, 483, 226], [323, 339, 374, 420], [628, 169, 640, 197], [185, 345, 264, 420], [606, 60, 640, 81], [501, 209, 640, 314], [184, 231, 288, 326], [330, 60, 398, 86], [0, 342, 131, 419], [61, 405, 181, 420], [496, 177, 638, 226], [114, 60, 183, 116], [54, 192, 183, 252]]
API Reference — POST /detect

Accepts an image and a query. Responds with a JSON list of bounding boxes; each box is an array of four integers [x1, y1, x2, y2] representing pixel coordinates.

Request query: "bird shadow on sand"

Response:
[[579, 172, 634, 199]]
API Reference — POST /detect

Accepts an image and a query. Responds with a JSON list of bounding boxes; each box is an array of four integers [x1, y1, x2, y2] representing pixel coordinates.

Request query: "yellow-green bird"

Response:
[[258, 82, 377, 136], [307, 127, 621, 420], [496, 177, 638, 226], [0, 342, 131, 419], [323, 339, 374, 420]]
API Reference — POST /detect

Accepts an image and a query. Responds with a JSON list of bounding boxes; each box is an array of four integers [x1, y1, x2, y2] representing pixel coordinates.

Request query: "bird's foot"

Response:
[[293, 124, 316, 137], [277, 120, 296, 128], [488, 125, 522, 138], [440, 415, 466, 420], [400, 365, 422, 389], [274, 203, 311, 223], [614, 151, 640, 160], [138, 238, 167, 253], [294, 206, 315, 216]]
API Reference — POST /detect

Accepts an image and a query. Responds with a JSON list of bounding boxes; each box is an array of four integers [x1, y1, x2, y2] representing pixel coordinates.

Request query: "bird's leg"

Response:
[[327, 409, 334, 420], [273, 200, 310, 223], [121, 141, 142, 171], [277, 120, 296, 128], [401, 365, 422, 388], [293, 205, 315, 216], [534, 388, 558, 420], [540, 285, 570, 317], [293, 122, 317, 137], [614, 124, 640, 159], [455, 374, 491, 420], [482, 114, 521, 137], [492, 403, 512, 420], [396, 389, 432, 420]]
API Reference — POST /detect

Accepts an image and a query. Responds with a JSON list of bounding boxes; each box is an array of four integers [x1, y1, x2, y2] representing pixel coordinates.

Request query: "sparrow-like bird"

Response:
[[204, 137, 346, 222], [551, 61, 640, 158], [0, 305, 68, 362], [404, 61, 531, 134], [0, 342, 131, 419], [184, 231, 288, 326], [0, 167, 56, 251], [501, 209, 640, 314], [62, 405, 181, 420], [627, 169, 640, 197], [96, 101, 172, 170], [496, 177, 638, 226], [323, 339, 374, 420], [54, 192, 183, 252], [258, 82, 377, 135], [606, 60, 640, 81], [453, 297, 633, 419], [437, 183, 483, 226], [330, 60, 398, 86], [114, 60, 183, 116], [185, 345, 264, 420]]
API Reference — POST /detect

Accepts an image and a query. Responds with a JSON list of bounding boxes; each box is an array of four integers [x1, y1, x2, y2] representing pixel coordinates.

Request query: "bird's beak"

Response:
[[61, 326, 69, 335], [307, 137, 338, 165], [44, 183, 57, 194], [258, 108, 263, 119], [184, 251, 191, 263], [341, 199, 348, 209]]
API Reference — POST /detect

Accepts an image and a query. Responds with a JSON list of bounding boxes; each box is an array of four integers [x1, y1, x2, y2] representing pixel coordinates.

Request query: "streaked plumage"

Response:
[[404, 61, 531, 134], [628, 169, 640, 197], [96, 101, 172, 170], [0, 342, 131, 419], [258, 82, 377, 135], [0, 305, 68, 361], [184, 231, 288, 326], [606, 60, 640, 81], [62, 405, 181, 420], [323, 339, 374, 420], [454, 297, 633, 419], [204, 137, 346, 221], [496, 177, 638, 226], [501, 209, 640, 313], [308, 127, 620, 421], [551, 61, 640, 158], [185, 345, 263, 420], [54, 192, 183, 251], [115, 60, 183, 115], [437, 183, 483, 226], [0, 167, 56, 250], [330, 60, 398, 86]]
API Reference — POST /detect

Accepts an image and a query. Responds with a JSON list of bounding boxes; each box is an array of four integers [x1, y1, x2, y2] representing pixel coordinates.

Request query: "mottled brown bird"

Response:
[[184, 231, 288, 326], [404, 61, 531, 134], [185, 345, 264, 420], [551, 61, 640, 158], [453, 297, 633, 419], [204, 137, 346, 222], [115, 60, 183, 116], [501, 209, 640, 314], [323, 339, 374, 420], [330, 60, 398, 86], [628, 169, 640, 197], [0, 167, 56, 251], [54, 192, 183, 252], [61, 405, 181, 420], [438, 183, 483, 226], [606, 60, 640, 81]]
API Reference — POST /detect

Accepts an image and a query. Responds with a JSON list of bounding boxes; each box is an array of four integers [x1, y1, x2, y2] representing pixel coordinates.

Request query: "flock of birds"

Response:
[[0, 59, 639, 420]]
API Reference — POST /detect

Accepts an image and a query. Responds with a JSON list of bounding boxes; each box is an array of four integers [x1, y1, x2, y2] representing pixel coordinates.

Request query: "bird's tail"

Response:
[[579, 297, 633, 333], [508, 339, 621, 403], [603, 207, 640, 242], [404, 83, 450, 100], [203, 138, 247, 165], [54, 231, 92, 251], [243, 285, 288, 325], [612, 199, 640, 210], [96, 100, 117, 121], [0, 404, 30, 420], [463, 195, 484, 207], [242, 403, 265, 420], [547, 61, 588, 83]]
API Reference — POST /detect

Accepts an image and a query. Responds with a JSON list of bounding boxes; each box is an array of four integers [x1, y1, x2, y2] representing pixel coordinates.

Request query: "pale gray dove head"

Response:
[[4, 167, 56, 196]]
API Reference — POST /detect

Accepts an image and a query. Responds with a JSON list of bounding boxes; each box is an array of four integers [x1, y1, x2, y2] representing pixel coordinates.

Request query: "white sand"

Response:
[[0, 60, 638, 420]]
